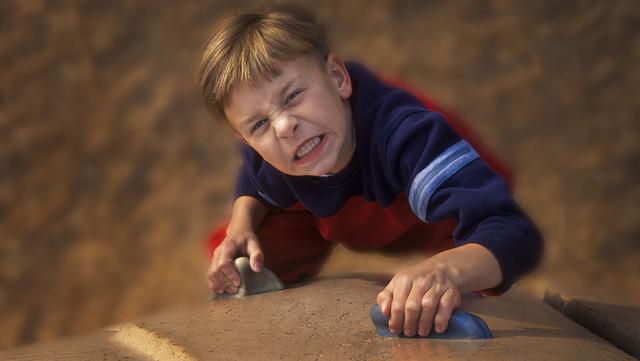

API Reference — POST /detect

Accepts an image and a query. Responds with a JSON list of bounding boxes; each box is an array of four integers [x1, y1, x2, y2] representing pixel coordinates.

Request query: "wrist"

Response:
[[422, 244, 502, 293], [226, 219, 255, 236], [230, 196, 269, 232]]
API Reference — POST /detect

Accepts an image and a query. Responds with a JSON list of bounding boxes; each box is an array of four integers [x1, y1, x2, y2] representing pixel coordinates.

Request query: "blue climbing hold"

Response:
[[370, 304, 493, 339]]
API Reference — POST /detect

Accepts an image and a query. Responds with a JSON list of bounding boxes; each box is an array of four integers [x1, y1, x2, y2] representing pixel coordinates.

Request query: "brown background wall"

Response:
[[1, 0, 638, 349]]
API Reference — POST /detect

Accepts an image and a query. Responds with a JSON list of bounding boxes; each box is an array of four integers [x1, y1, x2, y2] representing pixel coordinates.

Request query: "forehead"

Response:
[[224, 55, 325, 119]]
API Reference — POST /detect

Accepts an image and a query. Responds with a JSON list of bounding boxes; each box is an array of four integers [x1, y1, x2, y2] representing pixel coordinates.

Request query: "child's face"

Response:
[[225, 54, 354, 176]]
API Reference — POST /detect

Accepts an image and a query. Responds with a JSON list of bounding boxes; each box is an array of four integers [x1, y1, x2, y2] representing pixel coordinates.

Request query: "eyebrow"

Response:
[[240, 78, 297, 127]]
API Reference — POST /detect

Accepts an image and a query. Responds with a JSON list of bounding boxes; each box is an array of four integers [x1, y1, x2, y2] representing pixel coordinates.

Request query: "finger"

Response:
[[209, 275, 225, 294], [208, 251, 221, 278], [417, 286, 445, 336], [376, 289, 393, 317], [434, 288, 460, 333], [211, 270, 234, 293], [218, 262, 241, 288], [215, 245, 239, 286], [403, 281, 430, 337], [246, 239, 264, 272], [389, 279, 411, 335], [206, 262, 220, 290]]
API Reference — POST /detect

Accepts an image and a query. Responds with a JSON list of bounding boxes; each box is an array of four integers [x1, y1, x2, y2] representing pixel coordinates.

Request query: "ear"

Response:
[[325, 53, 352, 100]]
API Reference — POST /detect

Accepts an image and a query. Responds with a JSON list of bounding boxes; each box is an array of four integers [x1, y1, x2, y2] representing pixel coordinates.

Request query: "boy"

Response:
[[198, 6, 542, 337]]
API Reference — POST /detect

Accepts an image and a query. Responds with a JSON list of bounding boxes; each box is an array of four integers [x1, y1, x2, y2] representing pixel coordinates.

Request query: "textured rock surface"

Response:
[[1, 0, 639, 349], [1, 278, 634, 360], [545, 290, 640, 359]]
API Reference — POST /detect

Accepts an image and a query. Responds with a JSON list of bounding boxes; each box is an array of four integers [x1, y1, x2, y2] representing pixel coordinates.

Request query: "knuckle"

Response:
[[405, 301, 421, 314], [396, 273, 411, 284], [422, 273, 435, 284], [391, 303, 404, 314], [422, 297, 436, 308], [415, 278, 430, 289]]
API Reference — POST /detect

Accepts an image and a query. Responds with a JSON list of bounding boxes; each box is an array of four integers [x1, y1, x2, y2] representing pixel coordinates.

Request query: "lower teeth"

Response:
[[296, 136, 322, 159]]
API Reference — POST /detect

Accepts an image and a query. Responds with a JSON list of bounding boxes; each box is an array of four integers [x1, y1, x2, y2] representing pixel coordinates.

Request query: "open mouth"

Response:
[[293, 134, 325, 161]]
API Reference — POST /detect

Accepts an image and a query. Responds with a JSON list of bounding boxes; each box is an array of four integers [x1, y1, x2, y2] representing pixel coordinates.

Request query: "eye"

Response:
[[284, 89, 302, 106], [250, 118, 268, 134]]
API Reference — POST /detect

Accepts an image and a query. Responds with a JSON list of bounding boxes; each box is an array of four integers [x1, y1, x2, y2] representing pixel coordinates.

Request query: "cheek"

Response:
[[295, 97, 320, 117], [300, 95, 345, 129], [251, 138, 286, 163]]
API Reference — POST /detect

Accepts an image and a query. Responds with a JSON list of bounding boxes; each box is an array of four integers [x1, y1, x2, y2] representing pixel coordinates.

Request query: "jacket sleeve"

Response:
[[233, 143, 295, 210], [233, 163, 276, 207], [381, 106, 543, 294]]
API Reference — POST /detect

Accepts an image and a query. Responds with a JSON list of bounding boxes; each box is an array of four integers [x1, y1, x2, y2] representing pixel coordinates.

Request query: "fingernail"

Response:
[[390, 328, 399, 335]]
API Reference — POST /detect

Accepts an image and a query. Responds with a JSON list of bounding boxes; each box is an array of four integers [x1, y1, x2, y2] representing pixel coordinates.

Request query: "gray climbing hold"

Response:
[[210, 257, 285, 300]]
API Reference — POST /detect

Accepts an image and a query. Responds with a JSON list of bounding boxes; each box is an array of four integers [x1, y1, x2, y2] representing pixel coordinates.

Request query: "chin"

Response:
[[311, 155, 341, 175], [285, 159, 336, 177]]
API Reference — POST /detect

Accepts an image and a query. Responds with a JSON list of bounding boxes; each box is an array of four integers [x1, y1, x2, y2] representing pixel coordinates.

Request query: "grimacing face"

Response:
[[224, 53, 354, 176]]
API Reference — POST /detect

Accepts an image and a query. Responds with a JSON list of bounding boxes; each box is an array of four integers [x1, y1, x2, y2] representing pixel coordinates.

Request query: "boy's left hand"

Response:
[[376, 261, 461, 337]]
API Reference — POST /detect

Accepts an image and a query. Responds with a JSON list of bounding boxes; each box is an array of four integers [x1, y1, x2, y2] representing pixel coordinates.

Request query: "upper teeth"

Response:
[[296, 136, 321, 158]]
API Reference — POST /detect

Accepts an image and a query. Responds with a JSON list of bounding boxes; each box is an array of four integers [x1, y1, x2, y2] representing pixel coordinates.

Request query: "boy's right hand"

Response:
[[206, 229, 264, 295]]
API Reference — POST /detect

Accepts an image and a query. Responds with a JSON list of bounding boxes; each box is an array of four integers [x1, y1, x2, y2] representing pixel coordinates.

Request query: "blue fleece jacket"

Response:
[[234, 62, 542, 293]]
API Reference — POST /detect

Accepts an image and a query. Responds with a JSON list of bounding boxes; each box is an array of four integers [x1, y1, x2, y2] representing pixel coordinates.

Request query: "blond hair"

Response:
[[197, 5, 330, 123]]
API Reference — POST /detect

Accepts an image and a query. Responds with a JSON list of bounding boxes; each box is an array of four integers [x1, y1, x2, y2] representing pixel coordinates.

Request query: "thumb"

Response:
[[246, 238, 264, 272]]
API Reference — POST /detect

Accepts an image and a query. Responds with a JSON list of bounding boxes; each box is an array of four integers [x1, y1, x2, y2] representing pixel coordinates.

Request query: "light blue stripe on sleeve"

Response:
[[258, 190, 279, 208], [409, 140, 479, 222]]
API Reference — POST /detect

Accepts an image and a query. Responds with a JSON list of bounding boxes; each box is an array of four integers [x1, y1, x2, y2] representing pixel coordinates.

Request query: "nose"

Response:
[[272, 112, 298, 138]]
